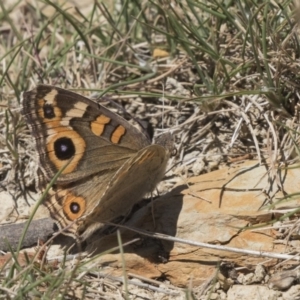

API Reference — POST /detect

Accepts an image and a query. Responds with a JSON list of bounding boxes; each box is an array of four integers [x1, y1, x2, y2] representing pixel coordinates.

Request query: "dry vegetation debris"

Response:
[[1, 0, 300, 299]]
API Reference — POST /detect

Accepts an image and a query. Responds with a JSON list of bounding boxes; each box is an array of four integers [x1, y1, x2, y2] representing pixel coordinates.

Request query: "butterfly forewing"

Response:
[[21, 85, 150, 184]]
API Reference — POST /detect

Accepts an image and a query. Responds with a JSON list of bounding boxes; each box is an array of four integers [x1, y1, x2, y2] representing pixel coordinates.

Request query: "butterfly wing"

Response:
[[43, 134, 173, 239], [21, 85, 150, 184], [21, 85, 173, 239]]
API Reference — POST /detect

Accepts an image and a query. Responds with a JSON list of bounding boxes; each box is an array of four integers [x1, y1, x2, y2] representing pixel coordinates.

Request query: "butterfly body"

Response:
[[21, 85, 173, 239]]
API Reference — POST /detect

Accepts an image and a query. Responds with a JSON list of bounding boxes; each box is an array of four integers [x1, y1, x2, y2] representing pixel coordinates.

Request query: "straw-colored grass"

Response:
[[1, 0, 300, 298]]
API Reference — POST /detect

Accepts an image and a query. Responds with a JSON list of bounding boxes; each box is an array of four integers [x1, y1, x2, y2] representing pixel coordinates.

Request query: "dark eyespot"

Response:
[[70, 202, 80, 214], [54, 137, 75, 160], [43, 104, 55, 119]]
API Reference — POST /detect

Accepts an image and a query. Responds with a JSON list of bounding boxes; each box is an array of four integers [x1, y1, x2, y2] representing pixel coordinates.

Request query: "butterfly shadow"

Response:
[[84, 184, 185, 262]]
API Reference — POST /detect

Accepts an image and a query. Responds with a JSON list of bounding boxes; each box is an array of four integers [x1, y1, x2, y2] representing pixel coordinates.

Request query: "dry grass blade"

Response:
[[1, 0, 300, 299]]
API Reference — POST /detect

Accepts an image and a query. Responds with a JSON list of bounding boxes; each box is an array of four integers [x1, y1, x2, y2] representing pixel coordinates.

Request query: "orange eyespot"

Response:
[[47, 130, 86, 174], [63, 192, 86, 221]]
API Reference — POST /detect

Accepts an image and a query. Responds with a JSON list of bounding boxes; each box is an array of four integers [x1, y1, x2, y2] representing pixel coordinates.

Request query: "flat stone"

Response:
[[85, 160, 300, 287]]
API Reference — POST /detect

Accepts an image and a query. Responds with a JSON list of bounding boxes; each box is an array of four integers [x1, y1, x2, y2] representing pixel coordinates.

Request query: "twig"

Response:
[[109, 222, 300, 262]]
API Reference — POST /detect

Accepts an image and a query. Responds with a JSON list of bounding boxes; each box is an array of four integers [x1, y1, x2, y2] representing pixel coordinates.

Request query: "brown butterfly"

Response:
[[21, 85, 173, 240]]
